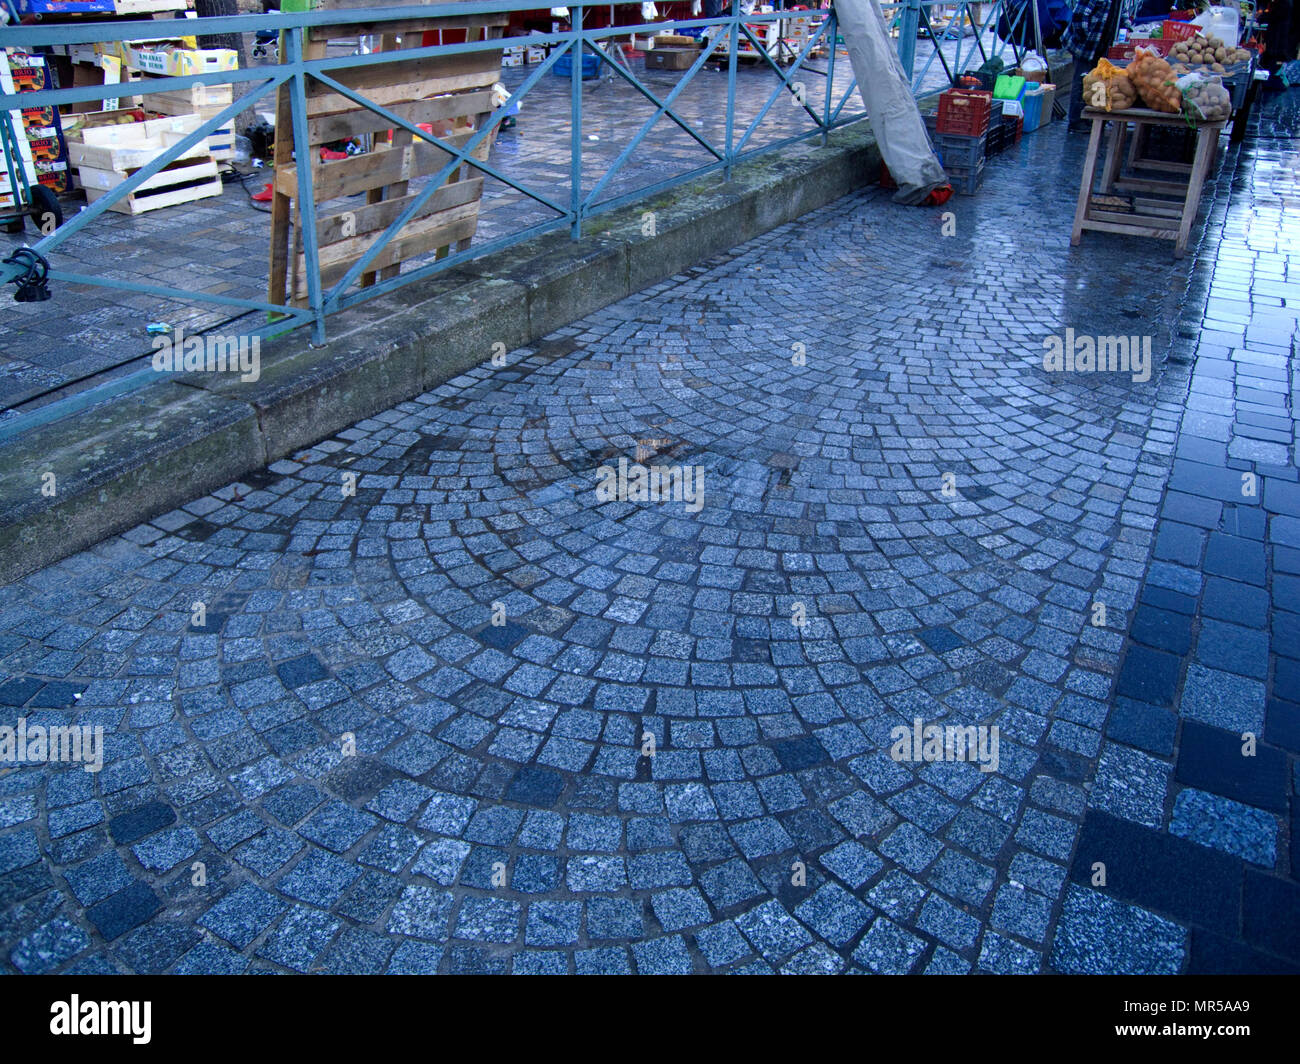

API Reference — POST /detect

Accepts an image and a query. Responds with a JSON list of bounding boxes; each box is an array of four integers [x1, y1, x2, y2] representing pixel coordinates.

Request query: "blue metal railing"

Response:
[[0, 1, 1028, 435]]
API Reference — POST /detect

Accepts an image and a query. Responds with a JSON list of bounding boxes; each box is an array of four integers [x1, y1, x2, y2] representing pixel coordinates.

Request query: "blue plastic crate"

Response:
[[935, 131, 986, 171], [945, 160, 985, 195], [552, 52, 601, 79]]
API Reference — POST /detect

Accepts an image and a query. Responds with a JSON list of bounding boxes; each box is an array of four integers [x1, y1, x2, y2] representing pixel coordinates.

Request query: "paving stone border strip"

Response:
[[0, 125, 882, 586]]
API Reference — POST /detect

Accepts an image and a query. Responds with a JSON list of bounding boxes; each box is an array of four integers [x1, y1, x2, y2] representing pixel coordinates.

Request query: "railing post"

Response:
[[724, 15, 738, 180], [570, 5, 584, 240], [898, 0, 922, 80], [822, 11, 836, 145], [286, 25, 326, 345]]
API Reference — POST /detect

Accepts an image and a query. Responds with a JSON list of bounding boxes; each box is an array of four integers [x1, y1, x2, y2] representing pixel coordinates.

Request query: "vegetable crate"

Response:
[[936, 89, 992, 137], [945, 160, 984, 195], [141, 81, 237, 161], [935, 131, 986, 171], [66, 112, 221, 215]]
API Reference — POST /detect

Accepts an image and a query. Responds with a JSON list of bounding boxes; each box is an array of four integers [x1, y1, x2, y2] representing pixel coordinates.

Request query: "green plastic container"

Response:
[[993, 74, 1026, 100]]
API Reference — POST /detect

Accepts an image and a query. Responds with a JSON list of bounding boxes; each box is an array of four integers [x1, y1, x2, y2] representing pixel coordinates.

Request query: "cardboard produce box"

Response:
[[646, 47, 695, 71]]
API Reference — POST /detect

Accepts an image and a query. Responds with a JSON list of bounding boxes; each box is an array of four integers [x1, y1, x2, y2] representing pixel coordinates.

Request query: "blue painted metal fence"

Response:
[[0, 1, 1029, 435]]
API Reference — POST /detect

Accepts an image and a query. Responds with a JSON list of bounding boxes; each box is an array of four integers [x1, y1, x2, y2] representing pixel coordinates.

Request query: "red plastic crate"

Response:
[[1162, 20, 1198, 42], [937, 88, 992, 137], [1107, 38, 1175, 61]]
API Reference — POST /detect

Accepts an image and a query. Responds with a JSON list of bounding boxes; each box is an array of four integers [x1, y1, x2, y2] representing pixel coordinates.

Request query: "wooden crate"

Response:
[[267, 3, 508, 308], [66, 111, 221, 213], [81, 156, 221, 214], [143, 81, 236, 160]]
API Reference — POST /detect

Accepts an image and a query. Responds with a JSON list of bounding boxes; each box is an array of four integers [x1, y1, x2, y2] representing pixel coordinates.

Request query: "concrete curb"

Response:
[[0, 123, 882, 583]]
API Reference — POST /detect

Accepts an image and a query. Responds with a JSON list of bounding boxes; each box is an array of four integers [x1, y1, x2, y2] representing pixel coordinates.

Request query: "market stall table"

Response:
[[1070, 105, 1225, 258]]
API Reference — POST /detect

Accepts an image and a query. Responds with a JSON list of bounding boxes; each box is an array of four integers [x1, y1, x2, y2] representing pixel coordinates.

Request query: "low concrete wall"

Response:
[[0, 123, 882, 583]]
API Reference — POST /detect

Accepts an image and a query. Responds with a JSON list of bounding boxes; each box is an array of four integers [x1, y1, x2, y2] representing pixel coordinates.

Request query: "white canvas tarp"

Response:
[[834, 0, 949, 204]]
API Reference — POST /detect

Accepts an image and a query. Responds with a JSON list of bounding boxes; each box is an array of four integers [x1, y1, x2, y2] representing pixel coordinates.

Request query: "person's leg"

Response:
[[1067, 66, 1088, 130]]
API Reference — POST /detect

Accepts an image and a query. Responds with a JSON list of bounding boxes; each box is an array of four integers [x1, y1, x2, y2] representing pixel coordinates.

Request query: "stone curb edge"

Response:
[[0, 123, 882, 584]]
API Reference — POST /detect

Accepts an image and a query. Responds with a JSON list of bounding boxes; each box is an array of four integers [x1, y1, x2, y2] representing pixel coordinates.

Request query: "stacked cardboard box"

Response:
[[2, 52, 72, 198]]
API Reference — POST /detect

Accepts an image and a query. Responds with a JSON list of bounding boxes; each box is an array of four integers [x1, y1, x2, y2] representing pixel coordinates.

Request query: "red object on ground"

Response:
[[320, 147, 349, 161], [923, 185, 954, 207], [937, 88, 992, 137], [251, 182, 273, 202]]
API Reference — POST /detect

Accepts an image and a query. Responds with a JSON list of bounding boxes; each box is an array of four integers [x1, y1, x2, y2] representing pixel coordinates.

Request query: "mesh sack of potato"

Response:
[[1082, 59, 1138, 111], [1178, 72, 1232, 122], [1167, 33, 1254, 75], [1127, 47, 1183, 112]]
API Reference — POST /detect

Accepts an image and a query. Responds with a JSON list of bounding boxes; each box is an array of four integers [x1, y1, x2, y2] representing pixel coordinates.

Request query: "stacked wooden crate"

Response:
[[66, 111, 221, 214], [142, 80, 235, 161]]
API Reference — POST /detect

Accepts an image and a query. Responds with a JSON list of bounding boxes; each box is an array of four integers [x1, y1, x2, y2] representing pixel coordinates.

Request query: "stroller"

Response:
[[252, 3, 280, 60]]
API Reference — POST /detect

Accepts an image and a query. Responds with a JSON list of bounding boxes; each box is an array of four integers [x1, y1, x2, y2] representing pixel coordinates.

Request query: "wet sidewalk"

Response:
[[0, 90, 1297, 974]]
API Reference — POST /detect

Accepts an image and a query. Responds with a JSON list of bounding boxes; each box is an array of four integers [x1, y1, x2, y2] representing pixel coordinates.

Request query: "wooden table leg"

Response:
[[1175, 122, 1216, 257], [1100, 117, 1127, 193], [1071, 115, 1105, 247]]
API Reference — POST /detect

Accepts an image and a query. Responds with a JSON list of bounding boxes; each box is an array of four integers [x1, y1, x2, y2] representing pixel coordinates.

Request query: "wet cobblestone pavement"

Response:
[[1, 89, 1297, 975]]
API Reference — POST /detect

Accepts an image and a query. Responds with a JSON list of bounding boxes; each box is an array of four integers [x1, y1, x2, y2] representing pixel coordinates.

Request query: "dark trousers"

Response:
[[1067, 67, 1088, 127]]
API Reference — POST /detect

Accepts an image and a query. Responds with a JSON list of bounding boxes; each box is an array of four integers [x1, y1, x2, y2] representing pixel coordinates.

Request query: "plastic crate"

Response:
[[945, 160, 985, 195], [1139, 124, 1198, 164], [936, 88, 992, 136], [1162, 20, 1198, 42], [1107, 38, 1175, 61], [935, 131, 986, 170], [553, 52, 601, 78]]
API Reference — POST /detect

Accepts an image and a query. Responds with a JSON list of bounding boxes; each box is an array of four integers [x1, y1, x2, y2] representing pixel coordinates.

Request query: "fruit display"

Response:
[[1167, 32, 1253, 74], [1126, 47, 1183, 112], [1083, 59, 1138, 111]]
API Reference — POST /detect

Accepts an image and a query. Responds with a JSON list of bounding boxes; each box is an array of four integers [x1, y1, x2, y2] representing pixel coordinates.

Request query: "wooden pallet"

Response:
[[268, 3, 508, 309]]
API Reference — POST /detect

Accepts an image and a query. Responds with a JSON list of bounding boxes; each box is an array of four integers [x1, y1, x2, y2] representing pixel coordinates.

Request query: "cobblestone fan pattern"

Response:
[[0, 94, 1296, 974]]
